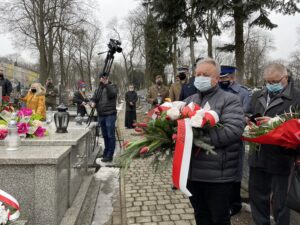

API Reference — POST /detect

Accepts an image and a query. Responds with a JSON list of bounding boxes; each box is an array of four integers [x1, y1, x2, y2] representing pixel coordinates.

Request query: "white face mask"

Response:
[[194, 76, 212, 92], [81, 88, 86, 92]]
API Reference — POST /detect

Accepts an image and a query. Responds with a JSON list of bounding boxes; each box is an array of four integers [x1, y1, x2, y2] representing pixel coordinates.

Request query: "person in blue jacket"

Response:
[[219, 65, 252, 216]]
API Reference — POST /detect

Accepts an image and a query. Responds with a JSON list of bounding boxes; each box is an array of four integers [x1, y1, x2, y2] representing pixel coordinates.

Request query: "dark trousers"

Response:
[[98, 114, 117, 159], [230, 181, 242, 214], [187, 180, 233, 225], [249, 167, 290, 225]]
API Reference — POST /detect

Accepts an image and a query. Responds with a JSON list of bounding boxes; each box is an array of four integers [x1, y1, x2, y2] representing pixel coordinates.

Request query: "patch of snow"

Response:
[[92, 167, 120, 225]]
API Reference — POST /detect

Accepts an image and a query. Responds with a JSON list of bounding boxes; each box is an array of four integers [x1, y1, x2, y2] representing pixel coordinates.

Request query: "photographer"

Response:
[[91, 73, 118, 163]]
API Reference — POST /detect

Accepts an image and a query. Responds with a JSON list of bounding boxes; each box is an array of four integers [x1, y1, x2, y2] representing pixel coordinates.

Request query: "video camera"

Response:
[[108, 39, 122, 54]]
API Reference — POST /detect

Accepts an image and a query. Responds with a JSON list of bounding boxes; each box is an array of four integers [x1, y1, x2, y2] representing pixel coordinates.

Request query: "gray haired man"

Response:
[[184, 58, 245, 225]]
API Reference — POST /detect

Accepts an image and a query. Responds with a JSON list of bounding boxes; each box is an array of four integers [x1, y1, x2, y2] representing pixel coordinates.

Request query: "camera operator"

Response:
[[91, 73, 118, 163]]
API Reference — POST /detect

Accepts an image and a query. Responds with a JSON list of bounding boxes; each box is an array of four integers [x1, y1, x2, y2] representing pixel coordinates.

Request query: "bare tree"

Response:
[[0, 0, 90, 85], [244, 28, 274, 87]]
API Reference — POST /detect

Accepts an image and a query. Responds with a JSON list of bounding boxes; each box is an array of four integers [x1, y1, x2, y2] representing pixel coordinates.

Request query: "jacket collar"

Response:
[[228, 82, 240, 93], [197, 85, 219, 98], [258, 82, 293, 112]]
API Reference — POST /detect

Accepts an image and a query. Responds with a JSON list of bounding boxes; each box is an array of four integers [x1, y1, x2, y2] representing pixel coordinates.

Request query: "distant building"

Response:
[[0, 63, 39, 87]]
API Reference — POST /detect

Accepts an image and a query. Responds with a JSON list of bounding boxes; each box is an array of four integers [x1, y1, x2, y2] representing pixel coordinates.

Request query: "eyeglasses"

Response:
[[266, 76, 285, 85]]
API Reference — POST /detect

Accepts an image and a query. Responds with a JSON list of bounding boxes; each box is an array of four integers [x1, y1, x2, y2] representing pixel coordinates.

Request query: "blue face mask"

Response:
[[266, 83, 283, 93], [194, 76, 212, 92]]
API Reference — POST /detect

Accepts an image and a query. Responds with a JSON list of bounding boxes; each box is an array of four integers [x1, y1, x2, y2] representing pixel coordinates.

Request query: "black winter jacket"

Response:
[[73, 91, 89, 117], [185, 86, 245, 183], [91, 83, 118, 116], [247, 81, 300, 175], [0, 78, 12, 96]]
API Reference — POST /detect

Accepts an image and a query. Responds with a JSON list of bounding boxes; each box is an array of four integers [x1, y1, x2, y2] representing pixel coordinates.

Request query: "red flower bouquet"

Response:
[[117, 101, 220, 196], [242, 113, 300, 149]]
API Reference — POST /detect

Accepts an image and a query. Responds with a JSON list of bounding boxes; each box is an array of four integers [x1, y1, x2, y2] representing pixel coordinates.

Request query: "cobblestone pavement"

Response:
[[104, 108, 254, 225]]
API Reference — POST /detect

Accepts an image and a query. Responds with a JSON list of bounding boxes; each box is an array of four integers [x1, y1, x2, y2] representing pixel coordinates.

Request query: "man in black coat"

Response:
[[91, 74, 118, 162], [125, 84, 138, 128], [0, 69, 12, 98], [247, 63, 300, 225]]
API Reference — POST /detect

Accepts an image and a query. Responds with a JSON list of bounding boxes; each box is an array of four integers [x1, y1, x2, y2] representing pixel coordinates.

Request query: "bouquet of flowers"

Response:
[[242, 112, 300, 149], [0, 189, 20, 225], [117, 101, 220, 196], [0, 108, 48, 140]]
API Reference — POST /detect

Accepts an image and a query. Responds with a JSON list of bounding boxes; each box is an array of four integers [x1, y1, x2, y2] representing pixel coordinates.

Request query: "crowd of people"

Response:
[[1, 57, 299, 225], [145, 58, 300, 225]]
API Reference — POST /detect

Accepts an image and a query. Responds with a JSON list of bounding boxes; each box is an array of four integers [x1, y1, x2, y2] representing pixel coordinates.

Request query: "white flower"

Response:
[[190, 109, 206, 128], [267, 116, 284, 127], [19, 116, 30, 123], [171, 101, 186, 111], [32, 120, 43, 127], [166, 107, 181, 120], [243, 125, 251, 136], [0, 125, 7, 129], [0, 204, 9, 225], [161, 102, 173, 108], [27, 126, 38, 135]]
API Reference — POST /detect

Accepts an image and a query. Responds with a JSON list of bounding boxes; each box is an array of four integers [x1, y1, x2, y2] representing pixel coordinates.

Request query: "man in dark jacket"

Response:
[[219, 65, 252, 216], [247, 63, 300, 225], [91, 74, 118, 162], [0, 69, 12, 98], [184, 58, 245, 225]]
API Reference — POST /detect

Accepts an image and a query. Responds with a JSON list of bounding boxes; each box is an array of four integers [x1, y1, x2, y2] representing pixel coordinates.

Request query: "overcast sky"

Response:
[[0, 0, 299, 63]]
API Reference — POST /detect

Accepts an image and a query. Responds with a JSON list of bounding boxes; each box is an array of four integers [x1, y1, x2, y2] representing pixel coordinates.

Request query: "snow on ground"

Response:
[[92, 167, 120, 225]]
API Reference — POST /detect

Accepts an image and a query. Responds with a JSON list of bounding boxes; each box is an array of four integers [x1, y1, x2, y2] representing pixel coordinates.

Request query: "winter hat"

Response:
[[78, 81, 86, 88]]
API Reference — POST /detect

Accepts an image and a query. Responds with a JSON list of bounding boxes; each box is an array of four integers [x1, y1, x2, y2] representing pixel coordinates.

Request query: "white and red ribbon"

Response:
[[172, 102, 219, 197], [0, 189, 20, 221], [172, 118, 193, 197]]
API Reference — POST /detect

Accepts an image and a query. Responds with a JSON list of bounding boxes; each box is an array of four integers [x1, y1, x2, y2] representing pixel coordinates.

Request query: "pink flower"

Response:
[[17, 122, 29, 134], [0, 129, 8, 140], [134, 127, 143, 133], [18, 108, 33, 117], [140, 146, 149, 154], [172, 133, 177, 140], [34, 126, 46, 137]]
